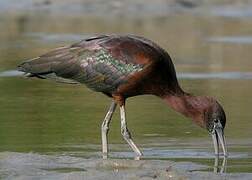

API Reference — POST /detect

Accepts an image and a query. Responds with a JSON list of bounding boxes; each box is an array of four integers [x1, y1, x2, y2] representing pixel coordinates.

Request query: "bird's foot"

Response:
[[102, 153, 108, 159]]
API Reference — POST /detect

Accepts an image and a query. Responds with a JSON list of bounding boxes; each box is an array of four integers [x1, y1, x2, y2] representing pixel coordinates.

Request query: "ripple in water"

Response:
[[1, 70, 252, 80], [206, 36, 252, 44], [0, 70, 24, 77]]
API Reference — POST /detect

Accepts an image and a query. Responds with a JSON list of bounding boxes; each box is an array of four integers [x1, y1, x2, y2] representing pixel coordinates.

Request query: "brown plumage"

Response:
[[18, 34, 227, 158]]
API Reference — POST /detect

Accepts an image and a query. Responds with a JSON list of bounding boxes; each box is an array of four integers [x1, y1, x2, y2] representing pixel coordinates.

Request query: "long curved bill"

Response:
[[211, 127, 228, 157]]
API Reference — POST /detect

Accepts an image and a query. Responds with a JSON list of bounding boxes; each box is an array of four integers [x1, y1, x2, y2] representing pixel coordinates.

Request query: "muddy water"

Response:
[[0, 0, 252, 179]]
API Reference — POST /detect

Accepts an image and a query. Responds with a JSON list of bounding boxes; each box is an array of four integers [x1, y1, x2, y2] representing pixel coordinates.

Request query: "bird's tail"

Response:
[[17, 57, 52, 76], [17, 46, 81, 84], [17, 46, 73, 75], [17, 55, 79, 84]]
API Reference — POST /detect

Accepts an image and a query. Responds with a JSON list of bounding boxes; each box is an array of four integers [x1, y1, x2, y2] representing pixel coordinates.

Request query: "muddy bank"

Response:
[[1, 152, 251, 180]]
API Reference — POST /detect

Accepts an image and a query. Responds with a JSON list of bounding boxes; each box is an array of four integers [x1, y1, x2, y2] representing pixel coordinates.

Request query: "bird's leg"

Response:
[[119, 105, 143, 157], [101, 101, 117, 159]]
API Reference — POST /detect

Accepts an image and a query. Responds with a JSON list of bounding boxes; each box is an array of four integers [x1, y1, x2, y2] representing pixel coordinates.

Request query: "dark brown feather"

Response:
[[18, 35, 183, 96]]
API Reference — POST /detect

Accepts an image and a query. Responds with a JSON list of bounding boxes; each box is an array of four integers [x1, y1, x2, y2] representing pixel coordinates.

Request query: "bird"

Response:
[[17, 34, 227, 159]]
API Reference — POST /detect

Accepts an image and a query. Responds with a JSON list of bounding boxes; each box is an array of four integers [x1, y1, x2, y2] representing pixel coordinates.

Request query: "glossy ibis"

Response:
[[17, 35, 227, 158]]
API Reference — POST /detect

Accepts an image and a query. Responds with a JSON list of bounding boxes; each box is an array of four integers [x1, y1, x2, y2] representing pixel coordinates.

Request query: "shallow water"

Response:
[[0, 0, 252, 179]]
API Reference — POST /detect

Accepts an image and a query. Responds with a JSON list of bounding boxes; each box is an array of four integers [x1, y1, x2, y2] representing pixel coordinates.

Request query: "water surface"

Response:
[[0, 0, 252, 179]]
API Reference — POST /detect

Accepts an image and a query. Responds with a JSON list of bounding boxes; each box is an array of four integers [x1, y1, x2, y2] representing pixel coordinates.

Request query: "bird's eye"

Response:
[[214, 119, 218, 123]]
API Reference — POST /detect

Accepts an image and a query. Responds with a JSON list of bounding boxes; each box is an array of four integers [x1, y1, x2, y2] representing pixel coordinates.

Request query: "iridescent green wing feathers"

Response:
[[18, 42, 143, 93], [64, 47, 143, 92]]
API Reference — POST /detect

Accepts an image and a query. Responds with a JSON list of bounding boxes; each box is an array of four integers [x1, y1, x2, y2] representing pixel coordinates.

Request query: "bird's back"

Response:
[[18, 35, 182, 97]]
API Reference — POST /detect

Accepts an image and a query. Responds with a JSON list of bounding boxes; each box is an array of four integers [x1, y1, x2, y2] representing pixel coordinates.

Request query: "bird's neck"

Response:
[[162, 94, 206, 128]]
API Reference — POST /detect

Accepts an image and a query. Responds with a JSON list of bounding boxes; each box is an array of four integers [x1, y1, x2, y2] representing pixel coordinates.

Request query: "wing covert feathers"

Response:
[[17, 37, 144, 93]]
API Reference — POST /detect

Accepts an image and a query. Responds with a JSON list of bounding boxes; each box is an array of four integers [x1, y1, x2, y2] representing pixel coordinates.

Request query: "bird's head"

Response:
[[204, 100, 226, 133], [163, 95, 227, 157], [204, 99, 227, 157]]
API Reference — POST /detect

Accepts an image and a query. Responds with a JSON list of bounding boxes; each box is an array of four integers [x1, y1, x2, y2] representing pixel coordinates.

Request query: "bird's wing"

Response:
[[73, 35, 164, 66], [18, 36, 144, 93], [18, 46, 82, 84]]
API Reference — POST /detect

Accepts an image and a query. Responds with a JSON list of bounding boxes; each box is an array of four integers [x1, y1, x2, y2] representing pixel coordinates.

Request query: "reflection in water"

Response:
[[2, 70, 252, 80], [214, 156, 227, 173]]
